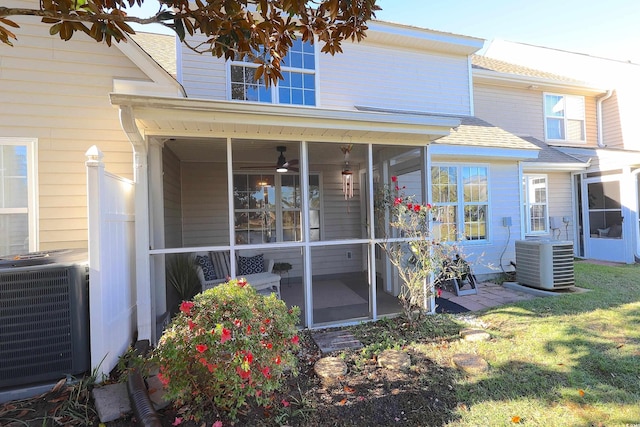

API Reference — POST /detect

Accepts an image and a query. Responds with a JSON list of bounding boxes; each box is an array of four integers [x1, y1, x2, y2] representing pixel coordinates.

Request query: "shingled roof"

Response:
[[130, 32, 177, 77], [432, 116, 539, 151], [471, 54, 587, 84], [519, 136, 587, 165]]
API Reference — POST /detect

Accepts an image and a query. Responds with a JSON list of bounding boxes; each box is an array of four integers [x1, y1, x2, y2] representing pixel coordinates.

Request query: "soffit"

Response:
[[110, 94, 460, 146]]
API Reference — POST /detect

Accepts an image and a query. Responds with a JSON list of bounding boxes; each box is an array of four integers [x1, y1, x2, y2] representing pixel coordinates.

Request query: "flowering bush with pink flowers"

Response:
[[152, 279, 300, 421], [375, 176, 459, 325]]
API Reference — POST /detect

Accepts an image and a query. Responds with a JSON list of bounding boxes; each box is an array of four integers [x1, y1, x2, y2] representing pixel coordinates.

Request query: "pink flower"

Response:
[[426, 203, 432, 209], [233, 318, 242, 327], [246, 325, 252, 334], [220, 328, 232, 344], [237, 278, 247, 288], [414, 204, 421, 213], [179, 301, 194, 315], [274, 355, 281, 365], [213, 421, 223, 427], [281, 399, 290, 407], [196, 344, 208, 353], [244, 351, 254, 364], [291, 335, 300, 345], [157, 372, 169, 386], [188, 320, 196, 331], [391, 176, 397, 182], [236, 366, 251, 379], [394, 197, 402, 206], [261, 366, 271, 379], [407, 203, 413, 210], [437, 288, 443, 298], [172, 417, 183, 426]]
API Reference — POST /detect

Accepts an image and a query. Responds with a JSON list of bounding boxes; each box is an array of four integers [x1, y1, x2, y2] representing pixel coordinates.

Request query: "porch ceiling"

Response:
[[110, 94, 460, 147]]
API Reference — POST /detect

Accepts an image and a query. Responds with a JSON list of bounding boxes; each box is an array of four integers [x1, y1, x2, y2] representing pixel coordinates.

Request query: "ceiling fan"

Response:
[[240, 146, 299, 173]]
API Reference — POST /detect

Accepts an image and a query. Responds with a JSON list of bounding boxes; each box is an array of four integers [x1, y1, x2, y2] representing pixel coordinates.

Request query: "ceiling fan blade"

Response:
[[287, 159, 299, 165], [239, 165, 277, 169]]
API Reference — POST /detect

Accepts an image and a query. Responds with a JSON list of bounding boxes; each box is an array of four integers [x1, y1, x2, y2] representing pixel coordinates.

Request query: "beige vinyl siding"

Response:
[[319, 42, 471, 114], [474, 83, 599, 147], [602, 91, 624, 149], [547, 172, 574, 240], [179, 34, 472, 115], [163, 147, 183, 248], [0, 9, 148, 250], [179, 36, 228, 99], [181, 162, 230, 246], [474, 83, 544, 140]]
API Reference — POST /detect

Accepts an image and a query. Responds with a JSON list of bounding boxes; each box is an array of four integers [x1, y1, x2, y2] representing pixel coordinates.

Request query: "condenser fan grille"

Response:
[[0, 264, 89, 389]]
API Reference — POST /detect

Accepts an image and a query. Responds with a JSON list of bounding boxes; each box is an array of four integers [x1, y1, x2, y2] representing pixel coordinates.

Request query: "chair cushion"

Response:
[[238, 253, 264, 275], [195, 255, 217, 281], [211, 251, 231, 279]]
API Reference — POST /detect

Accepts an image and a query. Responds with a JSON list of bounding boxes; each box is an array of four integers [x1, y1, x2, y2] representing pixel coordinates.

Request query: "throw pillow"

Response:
[[238, 254, 264, 275], [195, 255, 217, 281]]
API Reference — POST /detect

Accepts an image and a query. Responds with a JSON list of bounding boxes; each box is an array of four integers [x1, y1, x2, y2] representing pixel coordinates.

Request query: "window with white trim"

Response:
[[544, 93, 585, 142], [431, 165, 488, 241], [523, 174, 548, 234], [230, 39, 316, 106], [233, 173, 320, 244], [0, 139, 35, 255]]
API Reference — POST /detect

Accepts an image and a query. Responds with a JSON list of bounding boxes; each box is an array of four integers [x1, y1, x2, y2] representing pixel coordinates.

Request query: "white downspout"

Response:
[[119, 105, 154, 342], [596, 90, 613, 148]]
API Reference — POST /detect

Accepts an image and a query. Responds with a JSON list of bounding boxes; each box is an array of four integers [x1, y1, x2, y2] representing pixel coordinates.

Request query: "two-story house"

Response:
[[2, 13, 545, 379], [473, 41, 640, 264]]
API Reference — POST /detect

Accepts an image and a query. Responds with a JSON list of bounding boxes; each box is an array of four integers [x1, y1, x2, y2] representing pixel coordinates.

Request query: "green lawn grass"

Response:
[[411, 261, 640, 426]]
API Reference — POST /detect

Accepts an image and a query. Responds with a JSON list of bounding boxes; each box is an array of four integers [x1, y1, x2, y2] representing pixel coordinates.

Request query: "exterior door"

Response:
[[583, 176, 626, 262]]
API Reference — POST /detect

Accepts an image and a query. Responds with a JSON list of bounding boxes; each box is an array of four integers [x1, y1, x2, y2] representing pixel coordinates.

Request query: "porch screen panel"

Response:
[[587, 181, 623, 238]]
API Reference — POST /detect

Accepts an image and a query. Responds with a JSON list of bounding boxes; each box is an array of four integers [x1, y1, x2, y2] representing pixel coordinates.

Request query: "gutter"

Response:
[[596, 90, 614, 148]]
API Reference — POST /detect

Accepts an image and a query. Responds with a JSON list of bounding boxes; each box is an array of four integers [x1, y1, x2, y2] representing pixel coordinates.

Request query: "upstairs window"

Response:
[[544, 93, 585, 142], [523, 174, 548, 234], [230, 39, 316, 106]]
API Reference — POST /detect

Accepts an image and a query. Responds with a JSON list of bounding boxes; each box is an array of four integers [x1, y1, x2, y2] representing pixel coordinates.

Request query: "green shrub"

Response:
[[152, 279, 301, 421]]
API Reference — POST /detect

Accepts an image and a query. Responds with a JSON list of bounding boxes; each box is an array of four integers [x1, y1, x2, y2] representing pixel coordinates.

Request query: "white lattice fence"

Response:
[[86, 146, 136, 380]]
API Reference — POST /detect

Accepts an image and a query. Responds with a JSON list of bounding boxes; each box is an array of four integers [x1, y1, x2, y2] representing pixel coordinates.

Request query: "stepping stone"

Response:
[[377, 349, 411, 371], [312, 330, 363, 354], [314, 357, 347, 387], [460, 328, 491, 342], [92, 382, 131, 423], [452, 353, 489, 374]]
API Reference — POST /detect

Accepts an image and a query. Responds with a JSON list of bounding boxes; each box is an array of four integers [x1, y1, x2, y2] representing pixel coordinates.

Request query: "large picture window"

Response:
[[523, 174, 548, 234], [230, 39, 316, 106], [431, 165, 488, 241], [0, 139, 35, 255], [544, 93, 586, 142], [233, 173, 320, 244]]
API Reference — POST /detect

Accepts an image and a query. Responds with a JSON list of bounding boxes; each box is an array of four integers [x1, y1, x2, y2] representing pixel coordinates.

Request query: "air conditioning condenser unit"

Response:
[[515, 240, 574, 290]]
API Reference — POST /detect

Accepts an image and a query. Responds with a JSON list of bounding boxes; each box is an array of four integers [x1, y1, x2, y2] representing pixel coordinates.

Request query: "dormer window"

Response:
[[544, 93, 585, 142], [229, 39, 316, 106]]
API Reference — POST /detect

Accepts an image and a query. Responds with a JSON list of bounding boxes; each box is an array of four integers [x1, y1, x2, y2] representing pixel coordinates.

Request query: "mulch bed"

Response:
[[1, 316, 464, 426]]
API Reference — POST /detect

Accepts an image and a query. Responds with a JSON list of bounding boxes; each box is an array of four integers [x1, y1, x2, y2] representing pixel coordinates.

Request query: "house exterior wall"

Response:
[[474, 82, 599, 147], [484, 39, 640, 151], [162, 147, 183, 248], [179, 34, 473, 116], [0, 8, 147, 251]]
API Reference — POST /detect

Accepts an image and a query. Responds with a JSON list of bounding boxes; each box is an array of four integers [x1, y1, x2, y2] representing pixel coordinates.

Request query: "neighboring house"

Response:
[[473, 42, 640, 263]]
